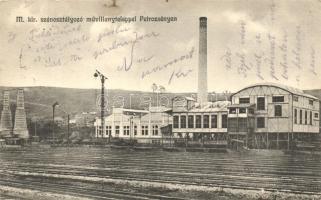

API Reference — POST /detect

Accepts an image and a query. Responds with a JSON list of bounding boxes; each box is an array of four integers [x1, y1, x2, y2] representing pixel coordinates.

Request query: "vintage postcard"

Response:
[[0, 0, 321, 199]]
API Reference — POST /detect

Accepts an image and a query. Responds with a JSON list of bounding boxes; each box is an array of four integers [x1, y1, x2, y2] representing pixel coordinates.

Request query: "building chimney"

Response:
[[197, 17, 208, 106]]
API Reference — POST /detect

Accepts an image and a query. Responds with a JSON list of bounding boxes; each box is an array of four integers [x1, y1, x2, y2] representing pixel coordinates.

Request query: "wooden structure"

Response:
[[0, 90, 12, 138], [228, 83, 320, 150], [13, 89, 29, 139]]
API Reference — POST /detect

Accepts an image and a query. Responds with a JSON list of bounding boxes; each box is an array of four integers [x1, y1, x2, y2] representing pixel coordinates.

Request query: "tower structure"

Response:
[[0, 90, 13, 138], [13, 89, 29, 139], [197, 17, 208, 106]]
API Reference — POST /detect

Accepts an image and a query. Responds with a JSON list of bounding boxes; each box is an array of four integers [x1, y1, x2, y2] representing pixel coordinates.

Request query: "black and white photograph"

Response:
[[0, 0, 321, 199]]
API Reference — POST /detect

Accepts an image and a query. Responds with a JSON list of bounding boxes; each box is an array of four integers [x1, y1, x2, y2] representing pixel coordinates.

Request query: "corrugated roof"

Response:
[[236, 82, 318, 100]]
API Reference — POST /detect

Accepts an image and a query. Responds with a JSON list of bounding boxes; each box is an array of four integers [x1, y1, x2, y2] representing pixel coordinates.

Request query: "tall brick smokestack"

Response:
[[198, 17, 208, 106]]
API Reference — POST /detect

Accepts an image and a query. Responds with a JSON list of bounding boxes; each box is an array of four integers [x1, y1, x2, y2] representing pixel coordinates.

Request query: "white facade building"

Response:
[[94, 107, 172, 143]]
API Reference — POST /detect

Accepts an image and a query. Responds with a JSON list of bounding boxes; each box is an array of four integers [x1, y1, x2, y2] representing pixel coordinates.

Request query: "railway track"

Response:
[[1, 161, 321, 195], [3, 159, 321, 177], [1, 167, 320, 195], [0, 177, 185, 200], [0, 147, 321, 197], [2, 161, 321, 185], [2, 155, 321, 177]]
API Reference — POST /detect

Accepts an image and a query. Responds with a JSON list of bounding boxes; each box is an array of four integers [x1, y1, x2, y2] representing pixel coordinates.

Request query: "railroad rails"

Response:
[[0, 177, 185, 200], [0, 147, 321, 198]]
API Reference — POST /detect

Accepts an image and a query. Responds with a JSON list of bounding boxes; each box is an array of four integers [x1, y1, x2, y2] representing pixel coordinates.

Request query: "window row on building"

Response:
[[96, 125, 159, 137], [293, 95, 315, 106], [293, 108, 319, 125], [238, 96, 285, 115], [239, 96, 284, 110], [239, 95, 317, 113], [173, 114, 228, 129], [228, 107, 254, 114], [230, 116, 285, 130], [227, 118, 249, 132], [254, 108, 319, 130], [237, 99, 318, 119]]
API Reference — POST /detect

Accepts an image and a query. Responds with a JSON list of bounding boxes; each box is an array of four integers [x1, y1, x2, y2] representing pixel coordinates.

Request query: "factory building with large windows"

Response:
[[94, 107, 172, 144], [228, 83, 320, 150], [169, 96, 230, 147], [94, 81, 320, 149]]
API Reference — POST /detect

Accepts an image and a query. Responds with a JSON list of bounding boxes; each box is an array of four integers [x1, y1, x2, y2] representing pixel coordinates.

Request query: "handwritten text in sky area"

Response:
[[141, 47, 195, 79]]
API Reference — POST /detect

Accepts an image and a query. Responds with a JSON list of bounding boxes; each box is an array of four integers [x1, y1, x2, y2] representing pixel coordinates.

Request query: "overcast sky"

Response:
[[0, 0, 321, 93]]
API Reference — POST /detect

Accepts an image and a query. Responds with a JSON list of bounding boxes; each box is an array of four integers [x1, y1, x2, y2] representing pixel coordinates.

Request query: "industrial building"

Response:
[[94, 107, 172, 144], [94, 16, 320, 150], [228, 83, 320, 149], [170, 96, 230, 146], [0, 89, 29, 142]]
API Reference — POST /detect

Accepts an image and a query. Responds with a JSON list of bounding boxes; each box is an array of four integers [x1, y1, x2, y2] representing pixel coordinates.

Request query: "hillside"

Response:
[[0, 86, 230, 119], [304, 89, 321, 101], [0, 86, 319, 120]]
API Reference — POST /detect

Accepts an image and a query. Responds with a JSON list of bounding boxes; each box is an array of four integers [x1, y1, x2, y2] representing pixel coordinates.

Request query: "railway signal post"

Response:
[[94, 70, 109, 144]]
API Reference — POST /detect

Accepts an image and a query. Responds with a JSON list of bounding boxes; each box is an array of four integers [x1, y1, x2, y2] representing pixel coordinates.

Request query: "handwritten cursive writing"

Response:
[[254, 34, 264, 80], [97, 25, 131, 43], [239, 20, 246, 45], [168, 68, 193, 84], [29, 24, 81, 43], [269, 0, 276, 24], [8, 32, 17, 43], [221, 48, 232, 70], [93, 31, 159, 60], [310, 47, 317, 75], [254, 53, 264, 80], [292, 26, 301, 69], [59, 34, 89, 51], [279, 31, 288, 79], [116, 32, 159, 72], [44, 57, 62, 68], [235, 52, 251, 78], [117, 36, 136, 71], [267, 33, 278, 80], [141, 47, 195, 79], [137, 55, 154, 63], [19, 48, 28, 70]]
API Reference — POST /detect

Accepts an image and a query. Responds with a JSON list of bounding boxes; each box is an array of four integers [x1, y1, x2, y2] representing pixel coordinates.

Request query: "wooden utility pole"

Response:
[[52, 102, 59, 144], [67, 114, 70, 146], [34, 120, 37, 137]]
